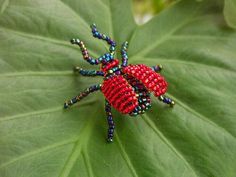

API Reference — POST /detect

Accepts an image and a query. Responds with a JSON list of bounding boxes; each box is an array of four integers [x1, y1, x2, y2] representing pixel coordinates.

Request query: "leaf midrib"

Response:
[[142, 114, 199, 177], [1, 54, 235, 77], [116, 134, 139, 177], [58, 110, 98, 177]]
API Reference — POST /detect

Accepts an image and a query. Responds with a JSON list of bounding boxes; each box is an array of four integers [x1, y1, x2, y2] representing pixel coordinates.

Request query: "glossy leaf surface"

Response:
[[0, 0, 236, 177]]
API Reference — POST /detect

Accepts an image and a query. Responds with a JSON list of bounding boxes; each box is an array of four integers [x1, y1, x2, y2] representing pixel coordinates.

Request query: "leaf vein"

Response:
[[135, 57, 236, 73], [82, 150, 95, 177], [0, 71, 73, 77], [0, 27, 99, 57], [116, 134, 139, 177], [0, 106, 62, 122], [141, 114, 199, 177], [165, 93, 236, 139], [0, 139, 76, 169], [58, 0, 91, 29], [58, 111, 98, 177], [130, 11, 205, 57]]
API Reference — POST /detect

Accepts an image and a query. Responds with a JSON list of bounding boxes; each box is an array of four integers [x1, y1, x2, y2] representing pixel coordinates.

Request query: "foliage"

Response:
[[132, 0, 175, 15], [0, 0, 236, 177], [224, 0, 236, 29]]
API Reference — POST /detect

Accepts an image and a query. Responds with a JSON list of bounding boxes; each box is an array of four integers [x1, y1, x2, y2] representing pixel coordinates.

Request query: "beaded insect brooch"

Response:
[[64, 24, 175, 142]]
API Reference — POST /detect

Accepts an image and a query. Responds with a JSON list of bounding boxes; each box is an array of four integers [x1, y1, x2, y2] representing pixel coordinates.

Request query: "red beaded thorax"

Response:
[[101, 59, 119, 73]]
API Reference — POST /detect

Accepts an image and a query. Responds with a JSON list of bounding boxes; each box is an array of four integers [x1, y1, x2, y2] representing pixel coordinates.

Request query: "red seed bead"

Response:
[[122, 64, 168, 97]]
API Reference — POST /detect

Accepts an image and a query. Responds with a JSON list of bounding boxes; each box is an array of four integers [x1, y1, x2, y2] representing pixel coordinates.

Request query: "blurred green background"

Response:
[[133, 0, 176, 24]]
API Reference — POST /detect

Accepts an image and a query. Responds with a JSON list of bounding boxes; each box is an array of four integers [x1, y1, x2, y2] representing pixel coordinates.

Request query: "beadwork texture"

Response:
[[64, 23, 175, 142]]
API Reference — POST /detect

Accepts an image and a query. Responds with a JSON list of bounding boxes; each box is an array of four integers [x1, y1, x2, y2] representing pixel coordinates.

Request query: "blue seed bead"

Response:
[[72, 98, 77, 103], [110, 125, 115, 129], [163, 97, 167, 102], [109, 120, 114, 125], [108, 133, 114, 137], [107, 116, 113, 121], [167, 98, 170, 103], [97, 71, 103, 76], [111, 41, 116, 46], [98, 57, 103, 61], [109, 129, 114, 133], [110, 46, 115, 51], [92, 28, 97, 33], [95, 32, 99, 36], [64, 103, 68, 109]]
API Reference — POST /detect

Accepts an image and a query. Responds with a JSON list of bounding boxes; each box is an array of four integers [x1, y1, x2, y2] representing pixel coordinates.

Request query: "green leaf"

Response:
[[224, 0, 236, 29], [0, 0, 236, 177]]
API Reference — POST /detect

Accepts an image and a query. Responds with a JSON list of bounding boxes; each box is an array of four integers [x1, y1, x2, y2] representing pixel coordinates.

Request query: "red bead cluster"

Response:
[[102, 59, 119, 72], [101, 75, 138, 114], [123, 64, 168, 96]]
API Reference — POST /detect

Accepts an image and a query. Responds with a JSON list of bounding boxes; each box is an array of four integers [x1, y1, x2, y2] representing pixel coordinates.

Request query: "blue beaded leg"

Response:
[[151, 64, 163, 72], [91, 24, 116, 55], [74, 66, 104, 77], [64, 84, 101, 109], [105, 100, 115, 142], [158, 95, 175, 107], [121, 41, 129, 67]]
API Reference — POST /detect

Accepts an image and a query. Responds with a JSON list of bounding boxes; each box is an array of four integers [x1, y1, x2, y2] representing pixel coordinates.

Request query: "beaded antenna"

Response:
[[64, 24, 175, 142]]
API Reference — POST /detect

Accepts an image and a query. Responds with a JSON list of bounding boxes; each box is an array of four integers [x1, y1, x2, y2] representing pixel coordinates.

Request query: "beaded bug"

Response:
[[64, 24, 175, 142]]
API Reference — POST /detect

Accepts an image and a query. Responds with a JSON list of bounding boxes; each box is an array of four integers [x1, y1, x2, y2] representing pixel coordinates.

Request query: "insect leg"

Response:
[[158, 95, 175, 107], [90, 23, 116, 55], [64, 84, 101, 109], [74, 66, 104, 77], [105, 100, 115, 142], [151, 64, 163, 72], [121, 41, 129, 67], [71, 38, 100, 65]]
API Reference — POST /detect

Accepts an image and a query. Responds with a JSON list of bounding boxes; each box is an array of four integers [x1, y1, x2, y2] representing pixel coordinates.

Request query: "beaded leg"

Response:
[[91, 23, 116, 55], [158, 95, 175, 107], [121, 41, 129, 67], [64, 84, 101, 109], [74, 66, 104, 77], [151, 64, 163, 72], [71, 39, 100, 65], [105, 100, 115, 142]]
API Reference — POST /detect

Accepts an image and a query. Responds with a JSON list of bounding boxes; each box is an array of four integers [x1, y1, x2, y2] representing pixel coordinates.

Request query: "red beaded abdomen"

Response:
[[101, 64, 168, 115], [122, 64, 167, 97], [101, 75, 138, 114]]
